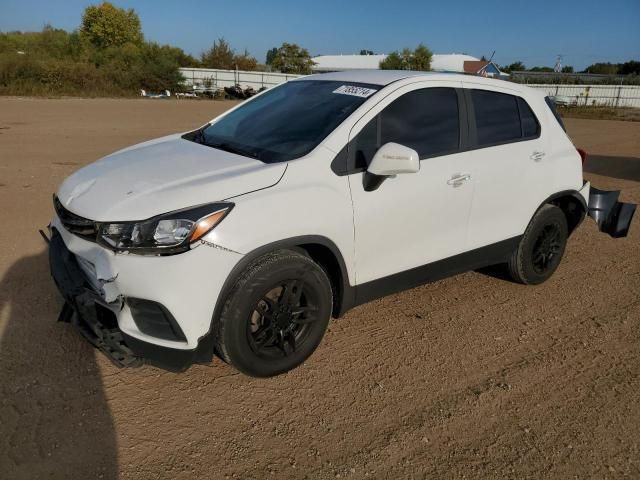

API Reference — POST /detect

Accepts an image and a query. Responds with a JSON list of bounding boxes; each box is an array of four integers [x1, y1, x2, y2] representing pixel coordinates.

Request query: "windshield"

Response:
[[193, 80, 380, 163]]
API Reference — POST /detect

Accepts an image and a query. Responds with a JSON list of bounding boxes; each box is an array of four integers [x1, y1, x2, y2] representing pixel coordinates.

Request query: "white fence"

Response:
[[527, 84, 640, 108], [179, 68, 640, 108], [179, 68, 302, 91]]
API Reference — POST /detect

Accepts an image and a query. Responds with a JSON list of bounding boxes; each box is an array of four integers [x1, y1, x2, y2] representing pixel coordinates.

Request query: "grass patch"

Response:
[[559, 106, 640, 122]]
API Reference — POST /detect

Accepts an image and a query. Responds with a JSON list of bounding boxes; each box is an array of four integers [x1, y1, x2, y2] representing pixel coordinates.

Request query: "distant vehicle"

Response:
[[140, 89, 171, 98], [175, 91, 199, 99], [48, 71, 636, 377], [549, 95, 575, 107]]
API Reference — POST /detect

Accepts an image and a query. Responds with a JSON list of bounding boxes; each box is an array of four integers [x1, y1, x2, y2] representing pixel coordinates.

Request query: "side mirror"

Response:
[[364, 142, 419, 191]]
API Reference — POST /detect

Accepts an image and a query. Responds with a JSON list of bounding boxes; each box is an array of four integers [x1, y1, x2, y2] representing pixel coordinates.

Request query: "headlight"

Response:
[[98, 202, 233, 255]]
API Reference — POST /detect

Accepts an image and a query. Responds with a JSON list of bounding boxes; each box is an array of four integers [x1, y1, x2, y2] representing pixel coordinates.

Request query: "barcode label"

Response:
[[332, 85, 377, 98]]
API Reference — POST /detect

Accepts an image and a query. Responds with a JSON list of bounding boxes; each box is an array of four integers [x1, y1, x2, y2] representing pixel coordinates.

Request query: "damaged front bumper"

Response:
[[49, 229, 142, 368], [587, 185, 637, 238], [48, 228, 214, 371]]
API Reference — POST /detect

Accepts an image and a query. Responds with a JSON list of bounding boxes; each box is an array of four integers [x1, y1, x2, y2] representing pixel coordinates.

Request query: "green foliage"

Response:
[[201, 38, 258, 71], [379, 44, 432, 71], [360, 49, 374, 55], [234, 49, 258, 71], [379, 51, 403, 69], [500, 61, 526, 73], [265, 47, 278, 65], [201, 38, 234, 69], [80, 2, 143, 49], [529, 66, 554, 72], [583, 62, 619, 74], [270, 43, 314, 74], [582, 61, 640, 75], [561, 65, 574, 73], [0, 3, 194, 96], [619, 61, 640, 75]]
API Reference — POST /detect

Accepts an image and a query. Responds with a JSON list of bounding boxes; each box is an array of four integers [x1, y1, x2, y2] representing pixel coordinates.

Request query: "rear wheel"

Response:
[[214, 250, 332, 377], [507, 204, 568, 285]]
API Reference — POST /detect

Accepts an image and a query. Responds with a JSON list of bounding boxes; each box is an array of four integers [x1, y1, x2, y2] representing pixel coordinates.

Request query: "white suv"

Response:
[[48, 70, 635, 377]]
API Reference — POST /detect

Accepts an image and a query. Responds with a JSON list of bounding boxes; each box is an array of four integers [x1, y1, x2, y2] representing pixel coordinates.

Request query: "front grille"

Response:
[[54, 196, 97, 241]]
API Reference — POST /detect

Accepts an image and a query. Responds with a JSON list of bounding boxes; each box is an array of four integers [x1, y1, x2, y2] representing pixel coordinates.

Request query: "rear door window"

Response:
[[471, 90, 522, 146]]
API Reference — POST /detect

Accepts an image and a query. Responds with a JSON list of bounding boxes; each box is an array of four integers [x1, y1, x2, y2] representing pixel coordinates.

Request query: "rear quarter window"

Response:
[[517, 97, 541, 138]]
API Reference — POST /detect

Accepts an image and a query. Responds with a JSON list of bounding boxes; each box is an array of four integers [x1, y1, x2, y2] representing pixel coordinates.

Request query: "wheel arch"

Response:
[[209, 236, 353, 339], [539, 189, 587, 236]]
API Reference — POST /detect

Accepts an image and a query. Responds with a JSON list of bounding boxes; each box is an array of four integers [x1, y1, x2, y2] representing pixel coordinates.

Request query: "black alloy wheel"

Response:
[[214, 250, 332, 377]]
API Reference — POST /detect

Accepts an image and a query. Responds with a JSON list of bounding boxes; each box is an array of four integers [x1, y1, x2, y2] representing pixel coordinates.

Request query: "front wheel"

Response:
[[507, 204, 568, 285], [214, 250, 332, 377]]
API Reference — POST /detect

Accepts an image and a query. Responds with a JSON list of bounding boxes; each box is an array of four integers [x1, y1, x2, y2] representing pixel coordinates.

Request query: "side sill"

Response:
[[343, 236, 521, 310]]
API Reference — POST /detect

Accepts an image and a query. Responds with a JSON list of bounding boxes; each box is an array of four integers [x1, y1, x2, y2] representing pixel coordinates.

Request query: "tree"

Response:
[[529, 66, 554, 72], [360, 49, 374, 55], [265, 47, 278, 65], [270, 43, 315, 74], [412, 44, 432, 71], [379, 44, 432, 71], [561, 65, 574, 73], [583, 62, 619, 75], [201, 38, 258, 71], [201, 37, 234, 69], [234, 49, 258, 71], [502, 61, 526, 73], [80, 2, 142, 49], [379, 51, 403, 69], [619, 60, 640, 75]]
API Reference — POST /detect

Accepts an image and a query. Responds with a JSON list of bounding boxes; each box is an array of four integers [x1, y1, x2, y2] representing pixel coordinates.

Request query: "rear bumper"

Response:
[[587, 185, 637, 238], [48, 228, 213, 371]]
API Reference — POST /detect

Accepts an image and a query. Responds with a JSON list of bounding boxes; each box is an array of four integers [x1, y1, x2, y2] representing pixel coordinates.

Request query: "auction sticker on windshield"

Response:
[[332, 85, 377, 98]]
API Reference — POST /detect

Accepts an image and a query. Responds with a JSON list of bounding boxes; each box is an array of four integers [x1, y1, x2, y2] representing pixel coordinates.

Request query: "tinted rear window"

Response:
[[518, 97, 541, 138], [471, 90, 522, 146]]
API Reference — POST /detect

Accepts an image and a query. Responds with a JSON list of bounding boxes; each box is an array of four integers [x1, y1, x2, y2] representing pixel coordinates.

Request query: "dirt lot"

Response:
[[1, 98, 639, 480]]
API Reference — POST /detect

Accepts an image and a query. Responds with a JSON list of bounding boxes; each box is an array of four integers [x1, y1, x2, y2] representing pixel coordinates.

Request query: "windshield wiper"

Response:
[[207, 141, 260, 160]]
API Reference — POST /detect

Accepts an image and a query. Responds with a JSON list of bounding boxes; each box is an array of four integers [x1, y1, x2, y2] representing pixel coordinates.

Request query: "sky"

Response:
[[1, 0, 639, 70]]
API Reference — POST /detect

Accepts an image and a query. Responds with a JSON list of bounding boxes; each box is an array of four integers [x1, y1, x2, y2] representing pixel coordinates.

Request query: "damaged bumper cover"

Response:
[[588, 186, 637, 238], [49, 229, 141, 368], [48, 228, 212, 371]]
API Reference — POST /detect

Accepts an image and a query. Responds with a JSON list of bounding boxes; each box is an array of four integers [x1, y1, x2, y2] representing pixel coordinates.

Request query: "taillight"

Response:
[[576, 148, 587, 165]]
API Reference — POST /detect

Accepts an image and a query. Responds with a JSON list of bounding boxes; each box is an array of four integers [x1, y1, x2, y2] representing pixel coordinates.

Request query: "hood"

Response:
[[56, 134, 287, 221]]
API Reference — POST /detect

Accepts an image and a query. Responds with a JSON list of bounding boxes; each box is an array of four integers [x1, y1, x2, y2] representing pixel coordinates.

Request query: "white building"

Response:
[[311, 53, 505, 77]]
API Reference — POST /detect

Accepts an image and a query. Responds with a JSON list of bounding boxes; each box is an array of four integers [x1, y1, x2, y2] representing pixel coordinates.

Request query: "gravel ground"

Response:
[[0, 98, 638, 480]]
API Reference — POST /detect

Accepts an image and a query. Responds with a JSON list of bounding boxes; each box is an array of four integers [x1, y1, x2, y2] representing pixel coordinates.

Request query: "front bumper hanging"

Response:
[[588, 187, 637, 238], [48, 229, 142, 368], [48, 227, 213, 371]]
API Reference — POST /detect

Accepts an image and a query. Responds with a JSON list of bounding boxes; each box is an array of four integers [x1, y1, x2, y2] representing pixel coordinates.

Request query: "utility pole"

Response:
[[554, 54, 563, 73]]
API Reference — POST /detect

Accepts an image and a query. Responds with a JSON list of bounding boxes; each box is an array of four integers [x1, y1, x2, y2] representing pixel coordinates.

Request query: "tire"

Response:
[[214, 250, 332, 377], [507, 204, 568, 285]]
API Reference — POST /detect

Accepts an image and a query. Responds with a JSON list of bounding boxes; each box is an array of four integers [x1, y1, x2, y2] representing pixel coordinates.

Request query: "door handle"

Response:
[[447, 173, 471, 187], [530, 151, 546, 162]]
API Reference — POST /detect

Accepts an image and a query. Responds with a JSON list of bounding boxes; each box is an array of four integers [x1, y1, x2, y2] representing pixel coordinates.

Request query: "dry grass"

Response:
[[559, 106, 640, 122]]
